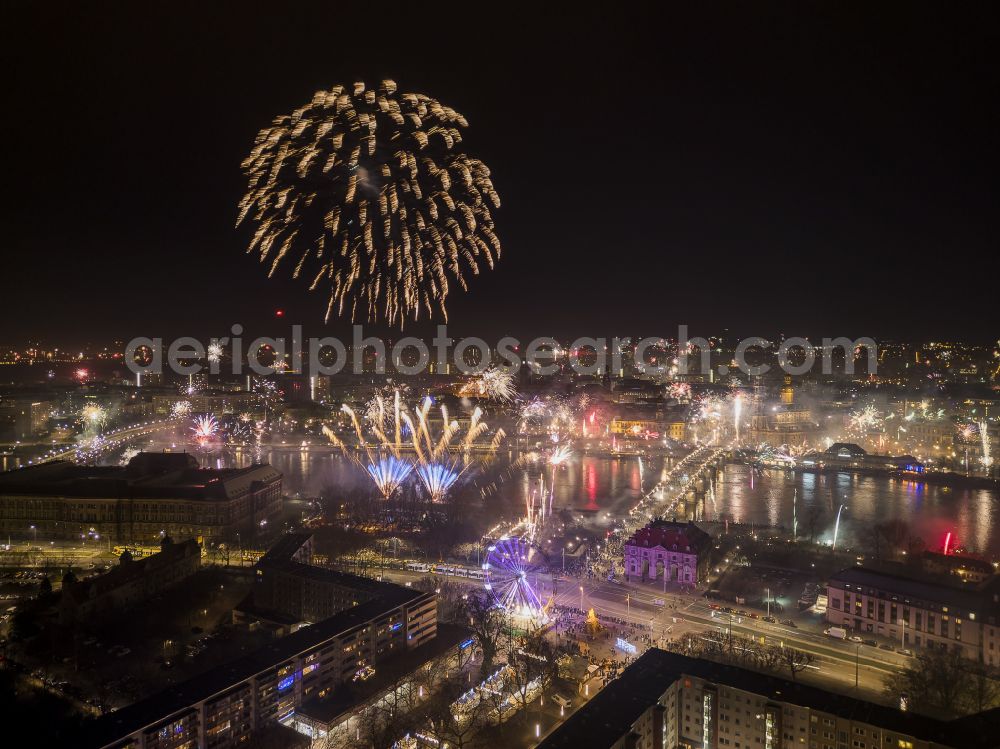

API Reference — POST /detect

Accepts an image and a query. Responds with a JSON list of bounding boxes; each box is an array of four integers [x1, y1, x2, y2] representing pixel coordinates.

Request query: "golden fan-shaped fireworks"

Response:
[[238, 79, 501, 326]]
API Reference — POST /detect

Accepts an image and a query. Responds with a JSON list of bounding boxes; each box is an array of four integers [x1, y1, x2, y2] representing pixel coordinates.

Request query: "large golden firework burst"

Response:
[[237, 79, 501, 325]]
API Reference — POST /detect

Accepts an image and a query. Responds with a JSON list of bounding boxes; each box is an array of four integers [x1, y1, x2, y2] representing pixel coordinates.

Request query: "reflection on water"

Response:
[[712, 464, 1000, 556], [163, 445, 653, 518], [96, 444, 1000, 556]]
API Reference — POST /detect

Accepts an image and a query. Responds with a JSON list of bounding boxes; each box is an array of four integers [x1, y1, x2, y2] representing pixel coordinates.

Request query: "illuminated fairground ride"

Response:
[[483, 537, 549, 626]]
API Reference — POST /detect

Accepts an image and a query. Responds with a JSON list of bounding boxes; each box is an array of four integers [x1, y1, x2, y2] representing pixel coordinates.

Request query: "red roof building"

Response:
[[624, 520, 712, 585]]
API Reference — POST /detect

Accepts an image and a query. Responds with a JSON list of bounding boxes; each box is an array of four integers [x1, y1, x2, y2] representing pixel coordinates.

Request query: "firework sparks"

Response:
[[980, 420, 994, 469], [237, 79, 501, 326], [668, 382, 691, 401], [459, 366, 518, 403], [548, 444, 573, 466], [225, 418, 254, 445], [80, 404, 108, 432], [191, 415, 219, 441], [171, 401, 193, 418], [324, 388, 503, 501], [207, 342, 224, 364], [363, 384, 412, 435], [366, 455, 414, 500], [416, 460, 463, 503], [252, 378, 282, 419], [848, 405, 883, 437]]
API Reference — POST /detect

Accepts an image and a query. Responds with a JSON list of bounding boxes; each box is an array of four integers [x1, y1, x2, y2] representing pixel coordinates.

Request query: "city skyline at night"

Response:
[[3, 3, 1000, 748]]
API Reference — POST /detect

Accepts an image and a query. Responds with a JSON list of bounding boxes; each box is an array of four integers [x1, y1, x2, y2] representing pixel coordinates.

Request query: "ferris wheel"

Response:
[[482, 537, 547, 622]]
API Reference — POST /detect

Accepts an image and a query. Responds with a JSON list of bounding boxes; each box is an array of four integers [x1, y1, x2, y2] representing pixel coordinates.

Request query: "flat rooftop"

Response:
[[829, 566, 998, 614], [298, 622, 472, 726], [0, 452, 280, 501], [80, 578, 430, 748]]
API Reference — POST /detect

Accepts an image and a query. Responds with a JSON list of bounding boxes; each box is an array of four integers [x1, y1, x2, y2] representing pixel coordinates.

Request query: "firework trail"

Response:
[[252, 378, 282, 419], [363, 384, 412, 436], [548, 444, 573, 466], [237, 79, 501, 326], [416, 459, 463, 503], [323, 389, 503, 500], [980, 420, 993, 469], [366, 456, 414, 500], [178, 379, 201, 397], [733, 394, 743, 443], [225, 418, 254, 445]]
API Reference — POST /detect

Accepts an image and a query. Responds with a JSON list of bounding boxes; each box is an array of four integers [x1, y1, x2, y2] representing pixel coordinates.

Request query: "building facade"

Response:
[[0, 452, 282, 543], [83, 535, 439, 749], [151, 390, 256, 417], [624, 520, 712, 585], [826, 567, 1000, 665], [538, 649, 994, 749], [60, 538, 201, 624]]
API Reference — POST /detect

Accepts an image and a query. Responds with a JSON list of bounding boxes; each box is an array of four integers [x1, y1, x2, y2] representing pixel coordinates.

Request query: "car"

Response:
[[848, 635, 864, 643], [899, 649, 914, 657], [762, 616, 776, 623], [863, 639, 877, 647], [879, 644, 895, 651], [780, 619, 798, 628]]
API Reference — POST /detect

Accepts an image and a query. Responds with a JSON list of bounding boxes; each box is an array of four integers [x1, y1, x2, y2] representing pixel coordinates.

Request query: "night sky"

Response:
[[4, 2, 998, 345]]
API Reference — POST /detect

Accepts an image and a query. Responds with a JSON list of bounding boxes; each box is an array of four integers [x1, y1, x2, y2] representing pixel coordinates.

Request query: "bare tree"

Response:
[[805, 504, 824, 544], [422, 676, 492, 749], [876, 519, 910, 559], [454, 593, 509, 678], [504, 631, 563, 723], [884, 649, 967, 717], [965, 662, 1000, 714], [779, 646, 815, 681]]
